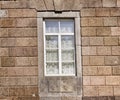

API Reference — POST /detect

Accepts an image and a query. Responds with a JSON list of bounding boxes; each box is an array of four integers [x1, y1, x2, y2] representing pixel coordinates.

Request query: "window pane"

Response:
[[61, 35, 74, 48], [46, 50, 58, 61], [62, 62, 75, 74], [62, 50, 74, 61], [45, 20, 59, 33], [46, 36, 58, 48], [60, 20, 74, 33], [46, 63, 59, 74]]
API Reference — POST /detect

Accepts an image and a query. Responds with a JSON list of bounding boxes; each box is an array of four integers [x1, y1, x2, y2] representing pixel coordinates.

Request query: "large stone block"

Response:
[[111, 8, 120, 16], [0, 28, 8, 37], [89, 56, 104, 65], [0, 18, 16, 28], [96, 8, 110, 16], [60, 78, 76, 92], [0, 48, 8, 56], [112, 46, 120, 55], [82, 56, 90, 65], [16, 18, 37, 27], [112, 66, 120, 75], [106, 76, 120, 85], [81, 8, 95, 16], [1, 57, 15, 67], [90, 37, 104, 46], [104, 17, 118, 26], [104, 37, 119, 45], [15, 57, 38, 66], [0, 87, 9, 96], [103, 0, 117, 7], [82, 47, 97, 55], [105, 56, 119, 65], [81, 27, 96, 36], [0, 38, 16, 47], [15, 38, 37, 46], [0, 10, 8, 17], [9, 47, 38, 57], [97, 46, 111, 55], [98, 66, 112, 75], [83, 86, 98, 96], [83, 76, 90, 85], [25, 87, 38, 96], [82, 37, 90, 46], [96, 27, 111, 36], [91, 76, 105, 85], [83, 66, 97, 75], [8, 9, 36, 17], [0, 68, 8, 77], [114, 87, 120, 95], [99, 86, 113, 96], [111, 27, 120, 36], [8, 28, 37, 37]]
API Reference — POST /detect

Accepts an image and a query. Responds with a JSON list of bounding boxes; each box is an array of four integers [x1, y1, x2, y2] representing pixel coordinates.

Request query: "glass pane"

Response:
[[46, 63, 59, 74], [62, 50, 74, 61], [46, 35, 58, 48], [61, 35, 74, 48], [62, 62, 75, 74], [60, 20, 74, 33], [46, 50, 58, 61], [45, 20, 59, 33]]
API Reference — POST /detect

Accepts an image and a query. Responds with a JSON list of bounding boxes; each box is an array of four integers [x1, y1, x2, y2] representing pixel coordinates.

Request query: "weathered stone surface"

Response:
[[0, 87, 9, 96], [60, 78, 76, 92], [0, 10, 8, 17], [98, 66, 112, 75], [97, 46, 111, 55], [16, 18, 37, 27], [110, 8, 120, 16], [61, 96, 76, 100], [1, 57, 15, 67], [117, 0, 120, 7], [104, 17, 118, 26], [96, 8, 110, 16], [96, 27, 111, 36], [15, 38, 37, 46], [0, 68, 8, 77], [82, 37, 90, 46], [82, 47, 96, 55], [87, 0, 102, 7], [103, 0, 117, 7], [0, 38, 16, 46], [83, 86, 98, 96], [112, 66, 120, 75], [44, 0, 54, 10], [83, 76, 90, 85], [105, 56, 119, 65], [82, 56, 90, 65], [81, 27, 96, 36], [0, 48, 8, 56], [40, 97, 61, 100], [30, 0, 46, 10], [106, 76, 120, 85], [48, 79, 60, 92], [90, 37, 104, 46], [90, 56, 104, 65], [0, 18, 16, 27], [81, 8, 95, 16], [8, 28, 37, 37], [111, 27, 120, 36], [91, 76, 105, 85], [112, 46, 120, 55], [99, 86, 113, 96], [53, 0, 63, 11], [25, 87, 38, 96], [15, 57, 38, 66], [83, 66, 98, 75], [0, 28, 8, 37], [8, 9, 37, 17], [104, 37, 119, 45]]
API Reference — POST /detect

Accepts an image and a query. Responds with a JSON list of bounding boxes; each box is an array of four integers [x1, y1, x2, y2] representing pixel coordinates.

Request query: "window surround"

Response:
[[37, 12, 81, 78]]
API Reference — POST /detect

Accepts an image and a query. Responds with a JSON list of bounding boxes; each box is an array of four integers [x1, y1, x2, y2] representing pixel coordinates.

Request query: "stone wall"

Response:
[[0, 0, 120, 100]]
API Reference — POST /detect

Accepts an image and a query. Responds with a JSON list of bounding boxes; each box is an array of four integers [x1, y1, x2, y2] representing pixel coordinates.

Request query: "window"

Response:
[[44, 19, 75, 76], [38, 12, 81, 77]]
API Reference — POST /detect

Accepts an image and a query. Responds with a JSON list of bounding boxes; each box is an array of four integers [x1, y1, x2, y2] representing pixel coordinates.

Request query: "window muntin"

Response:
[[44, 19, 75, 76]]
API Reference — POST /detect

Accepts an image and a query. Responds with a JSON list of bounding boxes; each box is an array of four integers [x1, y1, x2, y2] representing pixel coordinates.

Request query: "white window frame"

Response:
[[37, 12, 81, 77], [43, 19, 75, 76]]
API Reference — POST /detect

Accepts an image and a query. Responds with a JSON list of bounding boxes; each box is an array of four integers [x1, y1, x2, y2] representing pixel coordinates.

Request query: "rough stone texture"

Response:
[[0, 0, 120, 99]]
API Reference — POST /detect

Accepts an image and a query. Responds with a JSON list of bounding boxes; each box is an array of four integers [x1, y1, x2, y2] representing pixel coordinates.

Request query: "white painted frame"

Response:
[[37, 12, 81, 77], [43, 19, 75, 76]]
